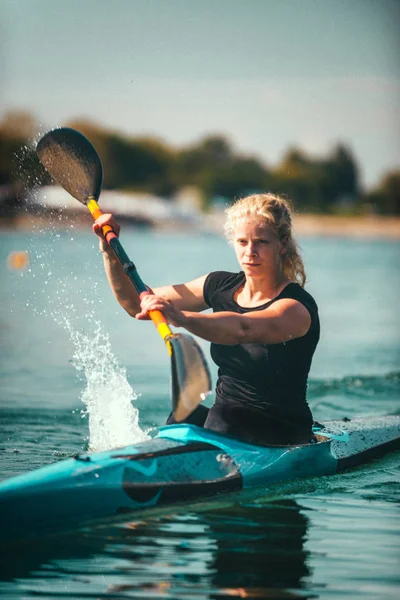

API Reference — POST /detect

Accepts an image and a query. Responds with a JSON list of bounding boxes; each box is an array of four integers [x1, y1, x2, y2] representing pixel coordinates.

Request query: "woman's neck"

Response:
[[237, 272, 291, 306]]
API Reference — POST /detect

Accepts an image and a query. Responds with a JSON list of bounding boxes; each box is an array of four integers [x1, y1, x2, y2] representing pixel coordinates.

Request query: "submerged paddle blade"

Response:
[[36, 127, 103, 204], [169, 334, 212, 422]]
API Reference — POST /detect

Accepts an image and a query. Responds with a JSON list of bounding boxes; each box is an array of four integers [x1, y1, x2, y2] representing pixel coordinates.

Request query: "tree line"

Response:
[[0, 110, 399, 215]]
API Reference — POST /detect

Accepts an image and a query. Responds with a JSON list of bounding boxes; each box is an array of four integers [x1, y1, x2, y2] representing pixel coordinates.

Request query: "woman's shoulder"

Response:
[[281, 282, 318, 306], [204, 271, 244, 307], [276, 283, 320, 339], [280, 283, 319, 329]]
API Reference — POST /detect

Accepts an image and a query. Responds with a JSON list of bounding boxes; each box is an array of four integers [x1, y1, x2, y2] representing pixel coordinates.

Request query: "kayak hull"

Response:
[[0, 416, 399, 542]]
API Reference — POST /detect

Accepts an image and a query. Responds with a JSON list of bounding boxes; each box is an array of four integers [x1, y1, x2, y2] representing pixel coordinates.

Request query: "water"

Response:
[[0, 223, 399, 599]]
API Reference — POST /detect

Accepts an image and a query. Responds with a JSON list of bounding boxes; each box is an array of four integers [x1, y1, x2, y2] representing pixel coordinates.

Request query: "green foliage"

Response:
[[174, 136, 270, 206], [365, 170, 400, 215], [0, 111, 398, 215], [270, 145, 359, 212]]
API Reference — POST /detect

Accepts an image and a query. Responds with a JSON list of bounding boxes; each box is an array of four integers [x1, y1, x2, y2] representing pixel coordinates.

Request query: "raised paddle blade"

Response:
[[169, 334, 212, 422], [36, 127, 103, 204]]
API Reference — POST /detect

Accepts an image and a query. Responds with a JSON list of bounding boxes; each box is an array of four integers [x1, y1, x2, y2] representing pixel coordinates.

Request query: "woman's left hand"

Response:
[[136, 293, 186, 327]]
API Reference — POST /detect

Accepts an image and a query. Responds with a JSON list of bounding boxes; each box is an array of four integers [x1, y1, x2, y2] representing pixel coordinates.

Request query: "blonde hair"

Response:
[[224, 193, 306, 286]]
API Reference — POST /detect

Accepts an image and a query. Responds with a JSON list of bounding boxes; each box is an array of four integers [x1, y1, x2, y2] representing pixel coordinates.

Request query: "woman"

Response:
[[93, 193, 320, 446]]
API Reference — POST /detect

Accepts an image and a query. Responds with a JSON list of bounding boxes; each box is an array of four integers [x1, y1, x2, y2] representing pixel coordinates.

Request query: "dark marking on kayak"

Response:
[[122, 472, 243, 505], [113, 441, 222, 461], [122, 482, 161, 504], [120, 442, 242, 505]]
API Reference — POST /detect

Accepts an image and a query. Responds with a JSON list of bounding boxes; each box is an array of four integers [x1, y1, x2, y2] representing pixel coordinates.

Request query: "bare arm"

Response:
[[100, 245, 142, 316], [94, 214, 208, 317], [139, 295, 312, 345]]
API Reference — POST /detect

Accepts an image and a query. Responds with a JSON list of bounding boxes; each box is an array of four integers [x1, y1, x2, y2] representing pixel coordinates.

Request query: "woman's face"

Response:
[[233, 218, 284, 278]]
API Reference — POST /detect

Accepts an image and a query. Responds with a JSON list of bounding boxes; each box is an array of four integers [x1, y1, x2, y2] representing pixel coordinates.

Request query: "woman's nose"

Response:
[[245, 244, 256, 256]]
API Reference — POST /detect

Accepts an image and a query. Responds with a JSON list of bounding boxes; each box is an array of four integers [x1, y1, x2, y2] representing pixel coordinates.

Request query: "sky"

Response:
[[1, 0, 399, 188]]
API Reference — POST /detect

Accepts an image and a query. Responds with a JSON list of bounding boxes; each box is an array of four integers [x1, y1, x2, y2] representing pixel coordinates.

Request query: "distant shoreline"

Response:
[[292, 214, 400, 239], [1, 213, 400, 240], [206, 213, 400, 240]]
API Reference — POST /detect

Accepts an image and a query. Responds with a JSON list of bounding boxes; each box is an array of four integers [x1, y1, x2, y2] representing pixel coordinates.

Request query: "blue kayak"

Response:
[[0, 415, 399, 542]]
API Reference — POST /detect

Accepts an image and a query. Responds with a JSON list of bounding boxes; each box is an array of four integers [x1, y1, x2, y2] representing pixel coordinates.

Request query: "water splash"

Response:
[[21, 206, 150, 451], [65, 318, 150, 451]]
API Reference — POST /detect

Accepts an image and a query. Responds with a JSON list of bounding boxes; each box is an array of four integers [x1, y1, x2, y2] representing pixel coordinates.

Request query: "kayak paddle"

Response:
[[36, 127, 211, 421]]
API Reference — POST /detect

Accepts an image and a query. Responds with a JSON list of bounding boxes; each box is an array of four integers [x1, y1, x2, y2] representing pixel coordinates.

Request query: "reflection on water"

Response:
[[0, 499, 311, 599], [205, 500, 310, 599], [3, 484, 397, 599]]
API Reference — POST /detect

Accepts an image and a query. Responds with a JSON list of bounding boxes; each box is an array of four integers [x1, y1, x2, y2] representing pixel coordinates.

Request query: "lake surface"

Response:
[[1, 223, 399, 599]]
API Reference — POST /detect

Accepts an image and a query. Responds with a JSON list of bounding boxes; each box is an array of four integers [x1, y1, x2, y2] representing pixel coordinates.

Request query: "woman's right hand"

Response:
[[92, 213, 121, 252]]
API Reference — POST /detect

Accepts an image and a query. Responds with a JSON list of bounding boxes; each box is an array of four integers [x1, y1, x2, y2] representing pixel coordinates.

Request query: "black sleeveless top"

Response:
[[203, 271, 320, 442]]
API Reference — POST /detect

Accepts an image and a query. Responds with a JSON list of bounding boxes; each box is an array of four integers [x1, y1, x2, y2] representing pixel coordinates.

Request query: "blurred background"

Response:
[[0, 0, 399, 228], [1, 3, 400, 599]]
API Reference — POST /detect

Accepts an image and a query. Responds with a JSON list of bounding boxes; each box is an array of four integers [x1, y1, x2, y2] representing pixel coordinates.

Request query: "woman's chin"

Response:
[[242, 264, 263, 274]]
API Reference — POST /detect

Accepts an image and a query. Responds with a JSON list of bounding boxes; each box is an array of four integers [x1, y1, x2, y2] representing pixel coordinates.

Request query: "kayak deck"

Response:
[[0, 415, 399, 542]]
